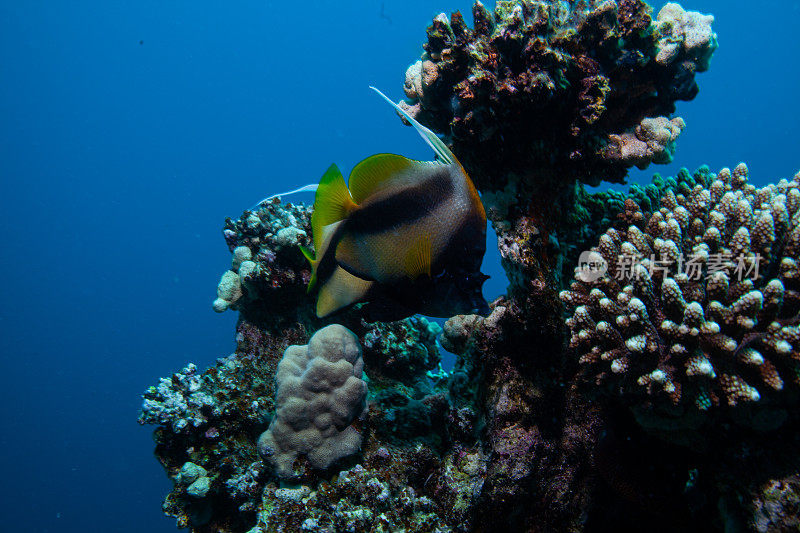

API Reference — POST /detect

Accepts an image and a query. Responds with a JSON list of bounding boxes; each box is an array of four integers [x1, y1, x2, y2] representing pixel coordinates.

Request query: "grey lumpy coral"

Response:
[[139, 363, 218, 432], [257, 324, 367, 477], [215, 200, 314, 319]]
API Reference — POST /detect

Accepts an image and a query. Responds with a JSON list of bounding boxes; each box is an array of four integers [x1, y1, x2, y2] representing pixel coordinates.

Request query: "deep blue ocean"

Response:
[[1, 1, 798, 531]]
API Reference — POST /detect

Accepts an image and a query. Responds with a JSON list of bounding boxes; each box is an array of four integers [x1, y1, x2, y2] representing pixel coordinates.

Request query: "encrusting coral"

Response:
[[216, 199, 316, 329], [654, 2, 717, 71], [251, 462, 452, 532], [399, 0, 715, 193], [257, 325, 367, 478], [560, 164, 800, 419]]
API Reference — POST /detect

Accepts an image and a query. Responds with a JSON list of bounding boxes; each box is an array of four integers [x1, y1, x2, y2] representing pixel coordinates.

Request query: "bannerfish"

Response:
[[300, 87, 490, 320]]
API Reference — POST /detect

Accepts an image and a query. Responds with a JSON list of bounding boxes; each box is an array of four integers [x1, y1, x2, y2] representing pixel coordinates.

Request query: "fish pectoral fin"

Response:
[[334, 233, 375, 281], [299, 245, 318, 292], [316, 267, 373, 318], [403, 233, 433, 280], [349, 153, 431, 203], [311, 164, 358, 251]]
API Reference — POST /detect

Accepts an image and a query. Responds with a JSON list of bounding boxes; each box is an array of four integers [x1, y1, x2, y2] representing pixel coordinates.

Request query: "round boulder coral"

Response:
[[257, 324, 367, 478]]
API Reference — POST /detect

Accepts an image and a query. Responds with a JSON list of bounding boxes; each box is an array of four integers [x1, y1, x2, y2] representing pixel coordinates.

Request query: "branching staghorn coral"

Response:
[[561, 164, 800, 415]]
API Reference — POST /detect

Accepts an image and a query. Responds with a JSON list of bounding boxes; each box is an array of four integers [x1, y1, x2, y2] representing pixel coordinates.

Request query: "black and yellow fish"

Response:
[[301, 87, 489, 320]]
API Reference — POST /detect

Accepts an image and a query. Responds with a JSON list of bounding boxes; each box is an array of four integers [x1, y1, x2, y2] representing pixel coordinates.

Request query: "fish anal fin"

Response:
[[403, 233, 432, 280], [316, 267, 373, 318], [311, 164, 358, 251], [349, 153, 417, 203]]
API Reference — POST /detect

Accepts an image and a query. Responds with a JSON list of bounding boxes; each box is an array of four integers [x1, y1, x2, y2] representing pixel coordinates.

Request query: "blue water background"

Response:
[[0, 1, 798, 531]]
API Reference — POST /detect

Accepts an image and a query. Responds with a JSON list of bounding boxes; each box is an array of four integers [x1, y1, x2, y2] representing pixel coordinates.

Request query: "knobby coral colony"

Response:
[[561, 165, 800, 429], [139, 1, 800, 532]]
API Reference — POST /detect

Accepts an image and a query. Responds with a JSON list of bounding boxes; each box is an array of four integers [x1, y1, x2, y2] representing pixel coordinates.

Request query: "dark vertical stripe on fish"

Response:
[[344, 167, 454, 236], [436, 211, 487, 273], [315, 223, 350, 283]]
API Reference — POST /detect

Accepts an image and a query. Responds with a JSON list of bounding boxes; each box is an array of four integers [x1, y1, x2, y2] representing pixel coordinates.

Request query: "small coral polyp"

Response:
[[561, 164, 800, 412]]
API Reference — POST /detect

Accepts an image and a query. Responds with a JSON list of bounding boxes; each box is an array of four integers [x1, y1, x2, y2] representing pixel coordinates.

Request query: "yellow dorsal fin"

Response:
[[403, 234, 432, 280], [311, 164, 358, 251], [349, 153, 417, 203], [316, 267, 373, 317]]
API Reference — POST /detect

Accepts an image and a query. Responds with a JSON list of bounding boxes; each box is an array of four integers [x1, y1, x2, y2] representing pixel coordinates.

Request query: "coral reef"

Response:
[[361, 316, 441, 386], [654, 2, 717, 71], [252, 459, 451, 532], [749, 474, 800, 532], [604, 115, 685, 169], [140, 196, 474, 530], [217, 199, 316, 330], [438, 301, 605, 532], [398, 0, 717, 308], [399, 0, 715, 193], [140, 1, 800, 532], [560, 164, 800, 425], [257, 325, 367, 478]]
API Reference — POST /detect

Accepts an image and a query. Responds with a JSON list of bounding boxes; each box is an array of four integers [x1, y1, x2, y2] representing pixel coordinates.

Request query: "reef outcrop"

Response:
[[138, 1, 800, 532], [399, 0, 715, 195]]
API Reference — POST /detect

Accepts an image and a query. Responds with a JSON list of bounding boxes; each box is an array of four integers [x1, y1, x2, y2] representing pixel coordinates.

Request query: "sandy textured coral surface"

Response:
[[257, 325, 367, 479]]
